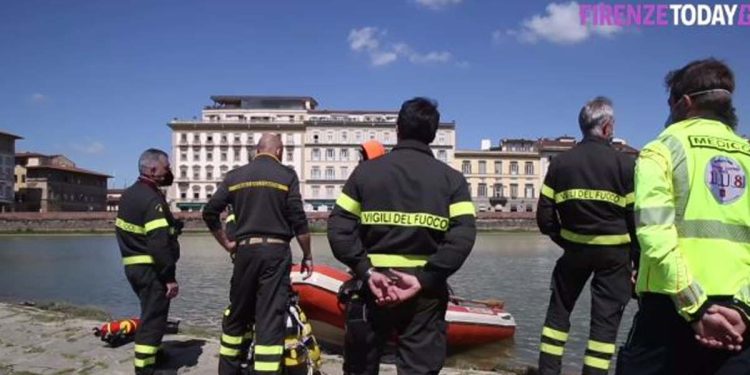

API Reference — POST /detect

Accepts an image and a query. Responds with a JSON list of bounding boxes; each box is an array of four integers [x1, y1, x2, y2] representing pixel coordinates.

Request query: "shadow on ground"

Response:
[[155, 339, 206, 374]]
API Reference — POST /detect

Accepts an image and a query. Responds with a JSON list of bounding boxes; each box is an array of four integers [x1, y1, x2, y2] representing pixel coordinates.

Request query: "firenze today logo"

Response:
[[579, 3, 750, 26]]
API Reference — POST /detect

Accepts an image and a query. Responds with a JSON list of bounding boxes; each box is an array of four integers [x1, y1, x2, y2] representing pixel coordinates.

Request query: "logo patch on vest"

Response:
[[706, 155, 746, 204]]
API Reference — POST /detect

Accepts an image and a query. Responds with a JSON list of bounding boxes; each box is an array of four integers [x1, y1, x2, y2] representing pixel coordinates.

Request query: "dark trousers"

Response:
[[539, 245, 631, 375], [616, 294, 750, 375], [343, 280, 449, 375], [219, 243, 292, 375], [125, 265, 170, 375]]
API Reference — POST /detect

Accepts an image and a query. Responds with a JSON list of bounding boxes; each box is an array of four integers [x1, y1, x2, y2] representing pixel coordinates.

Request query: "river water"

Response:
[[0, 233, 636, 373]]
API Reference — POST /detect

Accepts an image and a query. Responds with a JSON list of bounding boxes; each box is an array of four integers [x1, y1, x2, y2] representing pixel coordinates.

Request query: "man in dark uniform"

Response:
[[328, 97, 477, 375], [536, 97, 637, 375], [116, 148, 182, 375], [203, 133, 313, 375]]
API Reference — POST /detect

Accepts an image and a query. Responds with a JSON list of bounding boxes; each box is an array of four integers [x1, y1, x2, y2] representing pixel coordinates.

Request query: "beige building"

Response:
[[0, 131, 22, 212], [454, 139, 542, 212], [14, 153, 110, 212], [168, 96, 456, 212]]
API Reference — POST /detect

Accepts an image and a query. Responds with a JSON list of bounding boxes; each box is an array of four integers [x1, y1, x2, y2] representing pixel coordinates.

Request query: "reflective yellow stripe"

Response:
[[587, 340, 615, 354], [560, 229, 631, 245], [229, 180, 288, 192], [625, 192, 635, 205], [584, 355, 610, 370], [144, 218, 169, 233], [134, 357, 156, 368], [554, 189, 629, 207], [226, 214, 235, 223], [368, 254, 429, 267], [116, 218, 145, 234], [255, 361, 281, 372], [361, 211, 449, 232], [134, 344, 159, 355], [122, 255, 155, 266], [335, 193, 361, 217], [541, 184, 555, 199], [672, 281, 707, 319], [449, 201, 475, 218], [220, 345, 240, 357], [540, 343, 564, 356], [542, 326, 569, 342], [255, 345, 284, 355], [221, 334, 243, 345]]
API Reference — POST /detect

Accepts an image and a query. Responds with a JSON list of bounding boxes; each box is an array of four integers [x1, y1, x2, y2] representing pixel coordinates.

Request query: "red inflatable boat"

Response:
[[290, 264, 515, 348]]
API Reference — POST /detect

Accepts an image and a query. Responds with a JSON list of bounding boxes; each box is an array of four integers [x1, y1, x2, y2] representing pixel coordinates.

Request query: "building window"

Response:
[[180, 192, 187, 199], [495, 161, 502, 174], [234, 135, 241, 144], [326, 185, 334, 198], [193, 134, 200, 143], [220, 165, 228, 179], [312, 185, 319, 198], [221, 151, 227, 162], [248, 135, 254, 144], [311, 167, 321, 179], [325, 167, 335, 180], [206, 169, 213, 181], [341, 131, 348, 142], [221, 135, 227, 144], [326, 148, 335, 160], [180, 152, 187, 161], [369, 132, 375, 140], [233, 147, 241, 161], [478, 183, 487, 198], [327, 132, 334, 142], [467, 183, 472, 197], [340, 166, 349, 179], [525, 162, 534, 175], [180, 133, 187, 143], [437, 150, 447, 162], [525, 184, 535, 198], [510, 162, 519, 175], [313, 133, 319, 144], [192, 166, 200, 180], [340, 148, 349, 160], [207, 135, 213, 144], [355, 132, 362, 142], [494, 183, 504, 198], [510, 184, 518, 199], [384, 132, 391, 143], [193, 192, 200, 199], [438, 133, 446, 145], [207, 152, 213, 162], [462, 161, 472, 174], [478, 161, 487, 174], [286, 133, 295, 145], [312, 148, 320, 161], [193, 150, 200, 161], [286, 149, 294, 161]]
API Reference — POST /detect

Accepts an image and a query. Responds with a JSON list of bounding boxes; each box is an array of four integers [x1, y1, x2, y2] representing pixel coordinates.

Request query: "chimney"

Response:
[[480, 139, 491, 151]]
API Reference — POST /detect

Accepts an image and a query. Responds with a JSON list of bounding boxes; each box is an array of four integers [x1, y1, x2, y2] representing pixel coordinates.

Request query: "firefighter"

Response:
[[616, 59, 750, 374], [536, 97, 637, 375], [116, 148, 182, 375], [328, 97, 476, 375], [359, 140, 386, 162], [203, 133, 313, 375]]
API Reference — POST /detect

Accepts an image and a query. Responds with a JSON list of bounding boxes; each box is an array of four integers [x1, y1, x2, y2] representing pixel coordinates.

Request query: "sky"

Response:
[[1, 0, 749, 187]]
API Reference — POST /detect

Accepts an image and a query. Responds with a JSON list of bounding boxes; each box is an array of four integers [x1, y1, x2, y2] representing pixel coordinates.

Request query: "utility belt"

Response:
[[237, 236, 288, 246]]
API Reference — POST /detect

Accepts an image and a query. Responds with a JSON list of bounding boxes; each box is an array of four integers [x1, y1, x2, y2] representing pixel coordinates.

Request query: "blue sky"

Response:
[[1, 0, 749, 187]]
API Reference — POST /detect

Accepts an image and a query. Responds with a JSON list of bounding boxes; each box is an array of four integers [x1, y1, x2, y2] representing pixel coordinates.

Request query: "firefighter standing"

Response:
[[616, 59, 750, 374], [328, 97, 476, 375], [203, 133, 313, 375], [116, 148, 181, 375], [536, 97, 637, 375]]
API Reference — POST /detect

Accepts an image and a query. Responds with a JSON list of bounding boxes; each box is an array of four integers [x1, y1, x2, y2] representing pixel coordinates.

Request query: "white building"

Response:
[[168, 96, 456, 212], [0, 130, 22, 212]]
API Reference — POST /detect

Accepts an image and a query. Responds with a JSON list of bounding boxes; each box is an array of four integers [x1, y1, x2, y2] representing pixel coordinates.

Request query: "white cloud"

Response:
[[502, 1, 621, 45], [30, 93, 47, 103], [348, 27, 456, 67], [415, 0, 463, 10], [72, 139, 105, 155]]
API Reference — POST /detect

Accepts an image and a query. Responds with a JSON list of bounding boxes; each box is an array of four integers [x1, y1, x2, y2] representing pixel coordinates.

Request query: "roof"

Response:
[[210, 95, 319, 107], [0, 130, 22, 140], [27, 164, 112, 178], [309, 109, 399, 115], [16, 151, 50, 158]]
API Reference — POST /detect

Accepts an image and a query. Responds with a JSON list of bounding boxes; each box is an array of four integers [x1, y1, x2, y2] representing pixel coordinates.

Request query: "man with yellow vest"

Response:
[[537, 97, 637, 375], [328, 97, 476, 374], [616, 59, 750, 374]]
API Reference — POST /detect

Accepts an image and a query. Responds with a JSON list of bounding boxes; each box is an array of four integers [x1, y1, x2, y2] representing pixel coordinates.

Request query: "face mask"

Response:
[[159, 170, 174, 187]]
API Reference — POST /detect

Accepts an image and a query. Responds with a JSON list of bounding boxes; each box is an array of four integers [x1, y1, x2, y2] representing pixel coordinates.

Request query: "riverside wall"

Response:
[[0, 211, 537, 233]]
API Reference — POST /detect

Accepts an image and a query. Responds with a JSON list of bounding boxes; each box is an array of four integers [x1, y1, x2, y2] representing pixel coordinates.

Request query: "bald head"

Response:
[[256, 133, 284, 160]]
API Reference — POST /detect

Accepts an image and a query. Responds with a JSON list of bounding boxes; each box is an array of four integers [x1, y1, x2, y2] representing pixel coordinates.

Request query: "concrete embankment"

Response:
[[0, 302, 526, 375], [0, 212, 536, 234]]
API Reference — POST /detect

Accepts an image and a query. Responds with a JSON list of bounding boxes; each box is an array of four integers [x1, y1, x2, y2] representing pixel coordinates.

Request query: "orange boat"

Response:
[[290, 264, 515, 348]]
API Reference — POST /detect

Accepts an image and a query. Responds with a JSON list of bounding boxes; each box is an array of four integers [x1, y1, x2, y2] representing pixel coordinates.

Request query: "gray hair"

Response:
[[578, 96, 614, 137], [138, 148, 169, 175]]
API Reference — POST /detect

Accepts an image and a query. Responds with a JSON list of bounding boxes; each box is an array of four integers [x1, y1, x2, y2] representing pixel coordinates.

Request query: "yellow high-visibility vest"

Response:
[[635, 117, 750, 321]]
